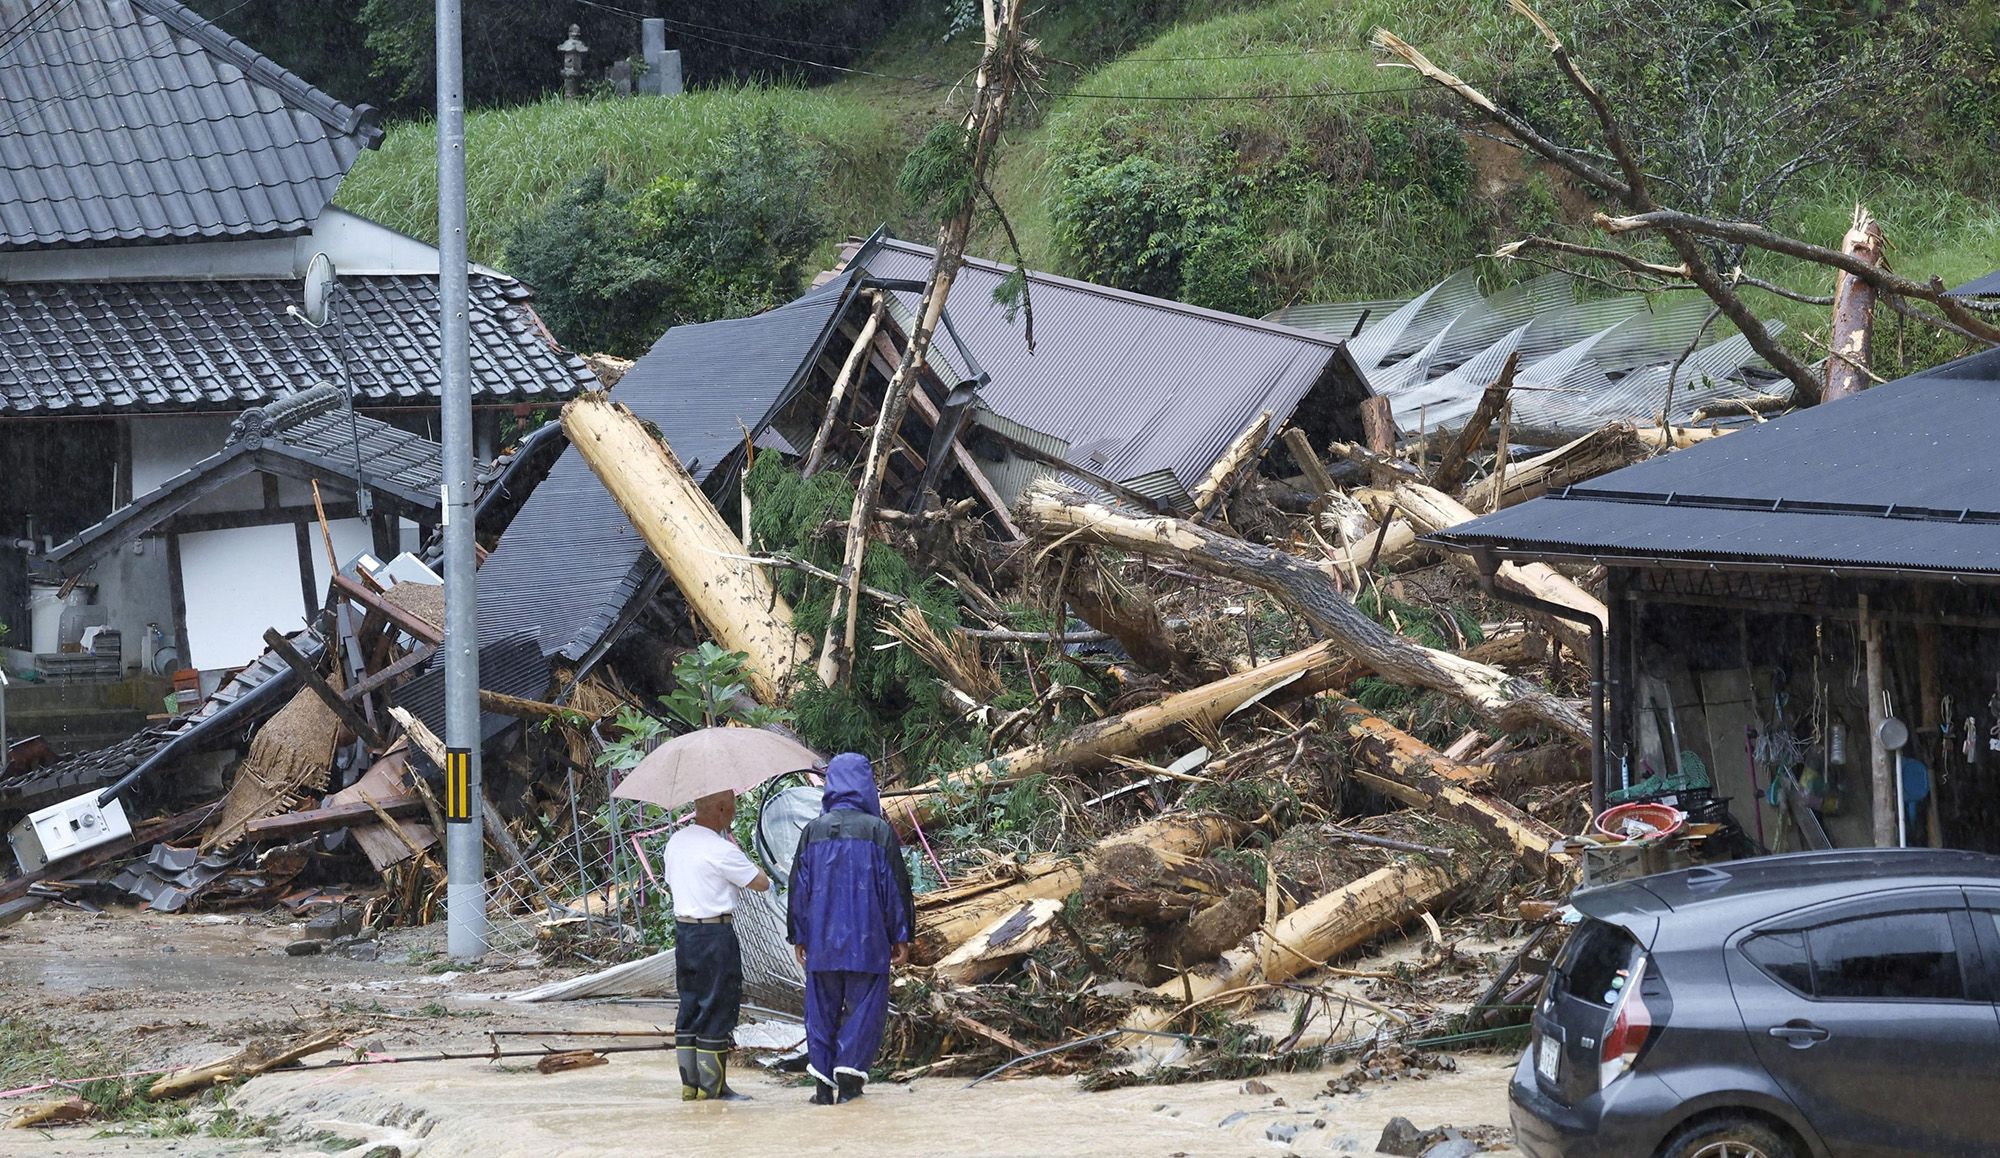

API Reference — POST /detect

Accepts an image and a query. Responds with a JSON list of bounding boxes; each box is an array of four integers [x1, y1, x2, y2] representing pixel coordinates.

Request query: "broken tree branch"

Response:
[[1428, 353, 1518, 494], [1016, 483, 1590, 743]]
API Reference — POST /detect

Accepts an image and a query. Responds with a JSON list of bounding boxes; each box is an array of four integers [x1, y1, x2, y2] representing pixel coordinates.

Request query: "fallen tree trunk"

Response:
[[1323, 692, 1564, 871], [149, 1028, 348, 1099], [1464, 423, 1648, 511], [1391, 482, 1606, 657], [933, 898, 1063, 985], [1124, 860, 1457, 1039], [1429, 354, 1517, 493], [912, 814, 1243, 964], [1015, 483, 1589, 743], [563, 393, 811, 702], [1191, 410, 1271, 518], [883, 643, 1353, 833]]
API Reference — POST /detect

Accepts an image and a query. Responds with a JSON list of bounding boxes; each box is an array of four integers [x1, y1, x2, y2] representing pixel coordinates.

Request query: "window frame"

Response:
[[1735, 888, 1986, 1007]]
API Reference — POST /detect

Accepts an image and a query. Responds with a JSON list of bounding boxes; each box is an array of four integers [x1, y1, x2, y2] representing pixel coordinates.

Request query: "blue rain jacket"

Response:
[[786, 753, 914, 974]]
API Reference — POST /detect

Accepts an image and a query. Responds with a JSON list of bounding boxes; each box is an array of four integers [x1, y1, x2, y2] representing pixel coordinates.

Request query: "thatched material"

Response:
[[200, 684, 342, 853]]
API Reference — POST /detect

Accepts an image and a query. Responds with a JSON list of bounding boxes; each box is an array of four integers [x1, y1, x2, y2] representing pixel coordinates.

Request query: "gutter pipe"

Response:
[[1469, 549, 1607, 817]]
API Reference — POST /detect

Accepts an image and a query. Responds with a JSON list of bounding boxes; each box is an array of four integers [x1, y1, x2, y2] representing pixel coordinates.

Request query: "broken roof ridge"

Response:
[[860, 234, 1348, 349], [129, 0, 384, 147]]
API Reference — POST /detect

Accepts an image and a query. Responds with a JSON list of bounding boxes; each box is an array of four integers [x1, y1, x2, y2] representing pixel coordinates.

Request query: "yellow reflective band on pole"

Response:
[[445, 748, 472, 823]]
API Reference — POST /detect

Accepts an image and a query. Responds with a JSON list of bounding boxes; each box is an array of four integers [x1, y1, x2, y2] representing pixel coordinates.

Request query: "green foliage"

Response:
[[197, 0, 914, 118], [898, 122, 980, 222], [338, 86, 902, 268], [656, 642, 792, 731], [501, 112, 827, 354]]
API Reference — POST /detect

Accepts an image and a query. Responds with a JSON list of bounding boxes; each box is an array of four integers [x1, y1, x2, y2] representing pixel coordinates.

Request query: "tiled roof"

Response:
[[0, 273, 597, 416], [229, 381, 446, 497], [0, 0, 382, 250]]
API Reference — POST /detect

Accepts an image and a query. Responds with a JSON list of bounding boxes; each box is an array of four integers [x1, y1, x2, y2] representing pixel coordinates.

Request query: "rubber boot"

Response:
[[809, 1078, 835, 1105], [836, 1071, 866, 1103], [696, 1049, 752, 1102], [677, 1045, 700, 1102]]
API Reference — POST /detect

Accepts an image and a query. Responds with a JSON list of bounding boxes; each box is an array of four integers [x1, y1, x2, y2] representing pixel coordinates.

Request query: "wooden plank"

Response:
[[330, 573, 444, 646], [342, 644, 435, 702], [262, 628, 387, 751], [242, 794, 425, 839]]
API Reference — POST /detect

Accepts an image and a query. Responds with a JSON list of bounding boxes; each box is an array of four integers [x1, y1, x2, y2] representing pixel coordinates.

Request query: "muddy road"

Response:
[[0, 909, 1523, 1156]]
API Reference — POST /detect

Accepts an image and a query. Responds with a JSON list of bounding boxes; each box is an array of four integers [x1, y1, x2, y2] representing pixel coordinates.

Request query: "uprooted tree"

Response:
[[1374, 0, 1998, 407]]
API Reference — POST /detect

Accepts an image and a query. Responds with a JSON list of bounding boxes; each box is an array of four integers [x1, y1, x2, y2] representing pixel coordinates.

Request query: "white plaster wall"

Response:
[[128, 414, 260, 515], [178, 518, 373, 671], [0, 209, 443, 283]]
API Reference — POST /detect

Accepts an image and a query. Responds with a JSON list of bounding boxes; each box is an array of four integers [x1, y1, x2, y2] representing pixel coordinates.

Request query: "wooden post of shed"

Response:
[[1861, 593, 1895, 848], [1359, 396, 1398, 486]]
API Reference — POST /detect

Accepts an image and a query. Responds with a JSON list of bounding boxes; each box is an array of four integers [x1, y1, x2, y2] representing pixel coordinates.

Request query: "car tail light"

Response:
[[1598, 956, 1653, 1090]]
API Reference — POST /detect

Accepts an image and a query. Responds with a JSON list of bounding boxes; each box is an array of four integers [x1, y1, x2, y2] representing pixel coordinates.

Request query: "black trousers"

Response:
[[674, 922, 744, 1053]]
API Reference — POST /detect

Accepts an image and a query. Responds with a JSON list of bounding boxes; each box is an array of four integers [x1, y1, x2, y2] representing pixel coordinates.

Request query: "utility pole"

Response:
[[436, 0, 484, 959]]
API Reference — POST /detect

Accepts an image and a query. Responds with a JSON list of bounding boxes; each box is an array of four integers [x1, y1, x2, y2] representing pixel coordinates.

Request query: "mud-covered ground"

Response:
[[0, 908, 1523, 1157]]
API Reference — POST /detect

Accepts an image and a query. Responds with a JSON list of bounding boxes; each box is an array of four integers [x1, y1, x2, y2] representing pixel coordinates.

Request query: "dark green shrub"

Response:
[[503, 113, 826, 355]]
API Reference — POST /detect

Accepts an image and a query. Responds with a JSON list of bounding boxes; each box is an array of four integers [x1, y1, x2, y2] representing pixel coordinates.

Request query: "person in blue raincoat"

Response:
[[786, 752, 914, 1104]]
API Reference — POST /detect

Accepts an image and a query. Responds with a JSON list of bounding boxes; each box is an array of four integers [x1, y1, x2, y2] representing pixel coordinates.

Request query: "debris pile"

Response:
[[2, 240, 1756, 1088]]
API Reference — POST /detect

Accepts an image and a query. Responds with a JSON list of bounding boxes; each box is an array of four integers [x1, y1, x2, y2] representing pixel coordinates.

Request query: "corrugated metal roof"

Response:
[[0, 0, 381, 250], [396, 630, 550, 744], [1951, 268, 2000, 297], [0, 273, 595, 416], [1432, 345, 2000, 576], [1281, 270, 1783, 440], [475, 275, 858, 661], [846, 238, 1348, 504]]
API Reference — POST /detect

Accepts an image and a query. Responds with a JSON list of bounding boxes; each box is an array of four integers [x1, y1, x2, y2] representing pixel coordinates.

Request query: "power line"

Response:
[[0, 0, 74, 66], [592, 19, 1429, 105]]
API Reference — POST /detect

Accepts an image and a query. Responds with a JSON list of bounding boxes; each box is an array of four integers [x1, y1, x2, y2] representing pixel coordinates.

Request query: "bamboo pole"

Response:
[[801, 292, 886, 478], [562, 393, 811, 702], [882, 642, 1355, 833]]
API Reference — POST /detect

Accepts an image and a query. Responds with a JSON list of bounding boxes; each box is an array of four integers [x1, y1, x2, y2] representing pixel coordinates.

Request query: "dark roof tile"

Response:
[[0, 274, 596, 416], [0, 0, 382, 250]]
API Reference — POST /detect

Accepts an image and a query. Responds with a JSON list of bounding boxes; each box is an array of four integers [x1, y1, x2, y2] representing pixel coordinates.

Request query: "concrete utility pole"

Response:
[[436, 0, 485, 959]]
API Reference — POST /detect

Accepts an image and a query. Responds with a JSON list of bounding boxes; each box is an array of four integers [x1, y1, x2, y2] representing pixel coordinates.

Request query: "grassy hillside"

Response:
[[337, 86, 910, 266], [338, 0, 2000, 375]]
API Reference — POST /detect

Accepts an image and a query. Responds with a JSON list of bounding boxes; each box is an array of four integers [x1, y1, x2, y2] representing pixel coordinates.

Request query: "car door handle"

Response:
[[1768, 1020, 1830, 1047]]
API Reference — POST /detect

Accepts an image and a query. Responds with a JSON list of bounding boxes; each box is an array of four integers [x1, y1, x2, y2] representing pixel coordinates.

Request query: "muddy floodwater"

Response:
[[0, 910, 1522, 1157]]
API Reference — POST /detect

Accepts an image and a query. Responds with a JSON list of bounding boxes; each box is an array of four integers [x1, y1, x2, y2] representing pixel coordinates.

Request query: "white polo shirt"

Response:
[[663, 824, 761, 919]]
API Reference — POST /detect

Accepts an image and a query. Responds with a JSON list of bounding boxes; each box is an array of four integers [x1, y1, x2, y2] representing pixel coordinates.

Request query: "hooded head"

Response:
[[822, 752, 880, 817]]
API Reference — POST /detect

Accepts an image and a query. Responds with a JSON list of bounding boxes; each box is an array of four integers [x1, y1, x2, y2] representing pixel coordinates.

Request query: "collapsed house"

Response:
[[1434, 345, 2000, 854], [1275, 268, 1786, 442]]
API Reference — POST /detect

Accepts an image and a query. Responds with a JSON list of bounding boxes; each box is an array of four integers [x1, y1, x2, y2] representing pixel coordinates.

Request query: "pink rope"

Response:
[[906, 805, 951, 888]]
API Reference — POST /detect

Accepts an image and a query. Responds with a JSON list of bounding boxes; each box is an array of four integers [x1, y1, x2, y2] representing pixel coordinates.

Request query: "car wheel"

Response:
[[1659, 1116, 1798, 1158]]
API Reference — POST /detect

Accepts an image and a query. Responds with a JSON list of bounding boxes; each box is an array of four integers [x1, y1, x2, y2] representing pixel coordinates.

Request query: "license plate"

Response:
[[1536, 1033, 1561, 1083]]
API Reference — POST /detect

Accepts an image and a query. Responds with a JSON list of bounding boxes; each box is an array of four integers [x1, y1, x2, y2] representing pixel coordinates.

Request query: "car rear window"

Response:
[[1558, 918, 1642, 1006], [1743, 930, 1812, 994], [1742, 910, 1967, 1002], [1811, 912, 1963, 1000]]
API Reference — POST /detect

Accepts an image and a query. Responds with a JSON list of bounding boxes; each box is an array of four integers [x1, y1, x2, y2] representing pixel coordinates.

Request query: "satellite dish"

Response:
[[301, 253, 336, 327]]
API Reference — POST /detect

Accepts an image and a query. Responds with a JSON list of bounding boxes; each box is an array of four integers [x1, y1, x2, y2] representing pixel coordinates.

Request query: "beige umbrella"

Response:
[[610, 727, 823, 811]]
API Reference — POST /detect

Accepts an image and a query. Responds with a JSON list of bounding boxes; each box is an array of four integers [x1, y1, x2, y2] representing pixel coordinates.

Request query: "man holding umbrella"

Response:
[[663, 790, 769, 1101], [612, 726, 823, 1103], [786, 752, 914, 1105]]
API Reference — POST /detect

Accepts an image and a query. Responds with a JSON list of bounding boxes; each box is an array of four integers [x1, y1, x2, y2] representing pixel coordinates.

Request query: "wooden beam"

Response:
[[241, 794, 425, 839], [166, 533, 192, 671], [162, 501, 362, 537], [330, 573, 444, 646], [1280, 427, 1337, 503], [262, 628, 386, 751], [342, 644, 435, 702]]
